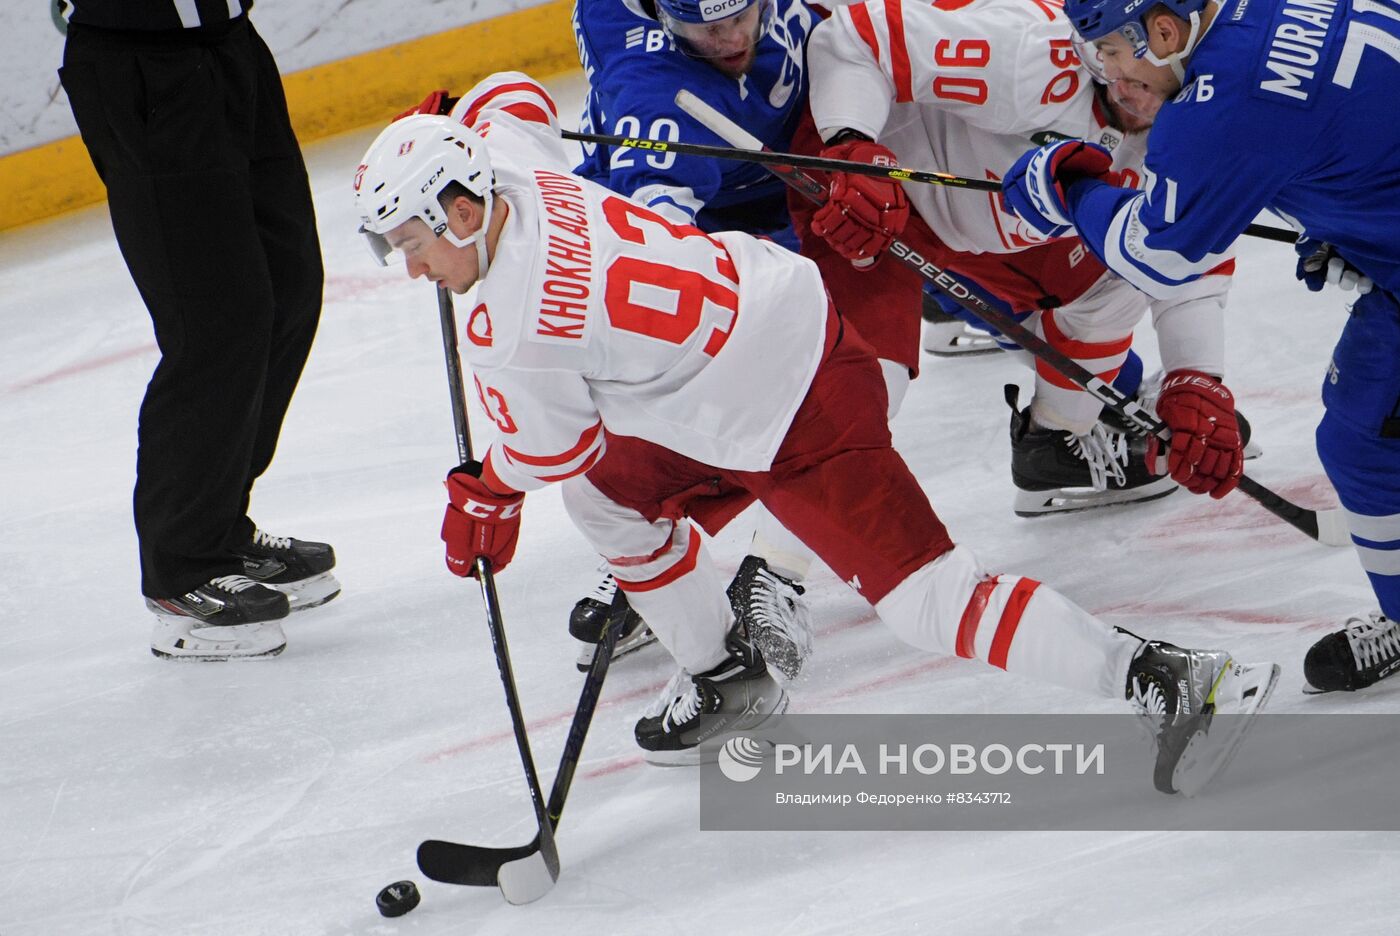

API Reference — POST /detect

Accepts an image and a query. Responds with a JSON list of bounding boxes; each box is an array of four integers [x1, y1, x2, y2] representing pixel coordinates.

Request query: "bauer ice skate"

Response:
[[635, 630, 788, 766], [1126, 640, 1279, 796]]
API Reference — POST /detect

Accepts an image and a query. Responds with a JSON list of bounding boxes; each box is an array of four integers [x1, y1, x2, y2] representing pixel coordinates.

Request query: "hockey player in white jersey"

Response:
[[353, 71, 1277, 795], [798, 0, 1245, 514], [571, 0, 819, 678], [1002, 0, 1400, 691]]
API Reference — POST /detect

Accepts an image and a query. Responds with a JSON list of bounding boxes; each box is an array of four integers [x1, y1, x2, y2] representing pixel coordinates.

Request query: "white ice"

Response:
[[2, 72, 1396, 936]]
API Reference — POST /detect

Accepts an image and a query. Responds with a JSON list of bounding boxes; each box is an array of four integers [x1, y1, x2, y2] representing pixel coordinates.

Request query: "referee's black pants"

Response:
[[60, 16, 324, 599]]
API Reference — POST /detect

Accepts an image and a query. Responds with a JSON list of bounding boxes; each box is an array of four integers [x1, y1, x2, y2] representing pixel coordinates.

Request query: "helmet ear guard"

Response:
[[352, 115, 496, 275]]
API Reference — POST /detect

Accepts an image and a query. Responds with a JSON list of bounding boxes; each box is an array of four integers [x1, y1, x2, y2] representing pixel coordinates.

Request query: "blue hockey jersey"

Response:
[[572, 0, 814, 246], [1065, 0, 1400, 298]]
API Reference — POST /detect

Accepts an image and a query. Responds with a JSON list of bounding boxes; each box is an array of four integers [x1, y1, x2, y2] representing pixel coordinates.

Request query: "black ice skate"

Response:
[[570, 572, 658, 671], [1303, 612, 1400, 693], [635, 631, 788, 766], [235, 528, 341, 612], [1126, 640, 1279, 796], [147, 574, 289, 660], [727, 555, 813, 681], [1007, 385, 1176, 516]]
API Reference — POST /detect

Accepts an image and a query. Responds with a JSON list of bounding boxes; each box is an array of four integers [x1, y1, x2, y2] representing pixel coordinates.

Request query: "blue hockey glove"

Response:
[[1294, 239, 1373, 295], [1002, 140, 1117, 239]]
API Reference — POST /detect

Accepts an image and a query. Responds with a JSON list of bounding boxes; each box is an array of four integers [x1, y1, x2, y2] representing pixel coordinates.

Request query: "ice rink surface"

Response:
[[3, 71, 1397, 936]]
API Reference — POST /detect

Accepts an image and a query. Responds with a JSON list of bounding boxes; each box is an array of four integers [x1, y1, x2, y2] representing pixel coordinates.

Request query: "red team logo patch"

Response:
[[353, 164, 367, 192], [398, 140, 415, 157], [466, 303, 493, 347]]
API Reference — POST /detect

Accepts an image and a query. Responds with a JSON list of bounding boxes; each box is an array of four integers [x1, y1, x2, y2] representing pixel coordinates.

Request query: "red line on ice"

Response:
[[4, 341, 156, 394]]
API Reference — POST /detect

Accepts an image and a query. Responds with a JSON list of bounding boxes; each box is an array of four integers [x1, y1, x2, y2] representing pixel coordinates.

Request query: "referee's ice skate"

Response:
[[235, 528, 341, 612], [147, 575, 289, 660]]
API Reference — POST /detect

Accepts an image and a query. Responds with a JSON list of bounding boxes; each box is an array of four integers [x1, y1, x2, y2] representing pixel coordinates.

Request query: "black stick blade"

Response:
[[418, 836, 558, 904]]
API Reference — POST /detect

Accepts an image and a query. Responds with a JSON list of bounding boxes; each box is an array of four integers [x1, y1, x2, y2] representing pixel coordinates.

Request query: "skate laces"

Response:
[[662, 683, 706, 732], [747, 568, 814, 658], [252, 529, 292, 551], [645, 668, 691, 719], [208, 575, 261, 593], [1129, 676, 1170, 717], [1345, 613, 1400, 671], [1067, 423, 1128, 490], [588, 570, 619, 604]]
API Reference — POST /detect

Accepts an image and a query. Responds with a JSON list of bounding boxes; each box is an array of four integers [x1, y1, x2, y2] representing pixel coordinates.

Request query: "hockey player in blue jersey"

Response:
[[572, 0, 812, 248], [1002, 0, 1400, 692], [569, 0, 819, 678]]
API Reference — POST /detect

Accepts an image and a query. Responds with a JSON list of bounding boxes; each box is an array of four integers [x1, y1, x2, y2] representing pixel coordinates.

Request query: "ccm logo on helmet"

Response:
[[421, 166, 445, 194], [699, 0, 746, 21]]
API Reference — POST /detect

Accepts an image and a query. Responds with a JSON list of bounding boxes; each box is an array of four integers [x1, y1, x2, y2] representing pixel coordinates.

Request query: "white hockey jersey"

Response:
[[808, 0, 1145, 256], [444, 74, 830, 494], [807, 0, 1231, 375]]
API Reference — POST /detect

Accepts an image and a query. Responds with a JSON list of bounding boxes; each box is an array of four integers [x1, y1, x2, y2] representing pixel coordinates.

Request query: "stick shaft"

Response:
[[562, 128, 1297, 244]]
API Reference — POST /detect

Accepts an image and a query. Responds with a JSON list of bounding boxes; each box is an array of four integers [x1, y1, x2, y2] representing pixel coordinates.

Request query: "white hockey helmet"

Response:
[[353, 114, 496, 276]]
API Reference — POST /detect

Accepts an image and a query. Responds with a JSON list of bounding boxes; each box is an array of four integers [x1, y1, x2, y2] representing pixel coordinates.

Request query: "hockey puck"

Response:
[[376, 880, 421, 918]]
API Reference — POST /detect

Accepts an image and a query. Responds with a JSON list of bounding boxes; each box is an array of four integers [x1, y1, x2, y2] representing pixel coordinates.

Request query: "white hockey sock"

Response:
[[750, 509, 816, 582], [1030, 310, 1130, 436], [611, 521, 733, 675], [875, 546, 1137, 699]]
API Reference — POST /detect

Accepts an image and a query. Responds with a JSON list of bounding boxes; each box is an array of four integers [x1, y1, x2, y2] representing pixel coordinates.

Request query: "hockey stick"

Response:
[[561, 128, 1298, 245], [417, 585, 630, 888], [424, 285, 561, 905], [674, 90, 1349, 547]]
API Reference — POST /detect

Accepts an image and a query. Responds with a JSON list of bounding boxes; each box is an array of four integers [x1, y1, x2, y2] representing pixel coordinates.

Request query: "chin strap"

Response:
[[1141, 9, 1205, 84], [1136, 3, 1215, 83], [440, 186, 495, 279]]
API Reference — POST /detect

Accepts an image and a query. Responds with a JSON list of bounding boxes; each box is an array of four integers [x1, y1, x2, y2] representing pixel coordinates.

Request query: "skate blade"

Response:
[[642, 691, 790, 767], [1014, 477, 1177, 517], [926, 341, 1003, 358], [575, 626, 658, 671], [923, 320, 1002, 356], [149, 620, 288, 661], [151, 643, 286, 661], [1173, 661, 1280, 797], [268, 572, 341, 612]]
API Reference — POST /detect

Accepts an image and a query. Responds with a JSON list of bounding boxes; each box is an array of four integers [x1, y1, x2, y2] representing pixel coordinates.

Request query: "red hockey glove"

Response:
[[1149, 370, 1244, 499], [394, 89, 459, 122], [441, 462, 524, 577], [810, 139, 910, 266]]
